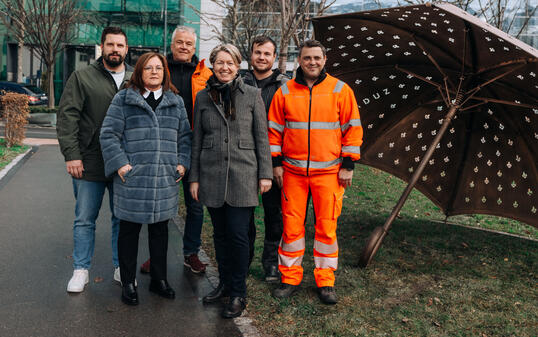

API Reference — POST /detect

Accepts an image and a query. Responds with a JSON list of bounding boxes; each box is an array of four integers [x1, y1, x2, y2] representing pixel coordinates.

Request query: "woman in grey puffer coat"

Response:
[[100, 52, 192, 306]]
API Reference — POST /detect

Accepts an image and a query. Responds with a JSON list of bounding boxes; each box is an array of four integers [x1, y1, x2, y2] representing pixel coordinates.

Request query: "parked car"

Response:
[[0, 81, 49, 106]]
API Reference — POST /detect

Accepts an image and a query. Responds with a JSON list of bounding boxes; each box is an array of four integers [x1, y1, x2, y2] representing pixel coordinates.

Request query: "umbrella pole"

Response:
[[359, 104, 460, 268]]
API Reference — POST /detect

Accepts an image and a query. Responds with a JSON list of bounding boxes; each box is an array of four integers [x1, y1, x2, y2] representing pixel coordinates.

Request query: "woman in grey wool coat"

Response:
[[189, 44, 273, 318], [100, 52, 192, 306]]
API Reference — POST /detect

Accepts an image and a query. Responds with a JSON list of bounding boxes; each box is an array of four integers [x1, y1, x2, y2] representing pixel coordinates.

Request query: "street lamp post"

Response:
[[163, 0, 168, 55]]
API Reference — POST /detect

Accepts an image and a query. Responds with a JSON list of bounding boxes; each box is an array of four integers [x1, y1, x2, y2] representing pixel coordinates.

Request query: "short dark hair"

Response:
[[101, 27, 128, 45], [298, 40, 326, 57], [126, 52, 178, 94], [250, 36, 277, 55]]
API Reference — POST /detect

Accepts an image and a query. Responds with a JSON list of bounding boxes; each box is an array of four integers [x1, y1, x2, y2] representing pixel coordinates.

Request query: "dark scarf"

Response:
[[206, 74, 239, 119]]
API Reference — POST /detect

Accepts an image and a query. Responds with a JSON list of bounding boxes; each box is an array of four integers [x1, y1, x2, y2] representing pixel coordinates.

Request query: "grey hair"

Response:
[[209, 44, 242, 66], [171, 25, 197, 43]]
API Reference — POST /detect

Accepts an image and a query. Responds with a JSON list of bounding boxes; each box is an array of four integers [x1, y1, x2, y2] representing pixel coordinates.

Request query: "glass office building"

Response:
[[0, 0, 202, 101]]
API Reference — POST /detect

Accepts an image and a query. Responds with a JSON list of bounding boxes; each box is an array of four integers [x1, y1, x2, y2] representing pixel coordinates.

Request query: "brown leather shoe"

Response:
[[272, 283, 299, 298], [184, 254, 207, 273], [221, 297, 246, 318], [140, 258, 151, 274], [203, 282, 229, 304]]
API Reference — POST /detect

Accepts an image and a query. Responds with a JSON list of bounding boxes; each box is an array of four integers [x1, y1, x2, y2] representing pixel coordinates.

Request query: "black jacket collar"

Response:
[[295, 67, 327, 87], [243, 69, 284, 87], [166, 53, 199, 68]]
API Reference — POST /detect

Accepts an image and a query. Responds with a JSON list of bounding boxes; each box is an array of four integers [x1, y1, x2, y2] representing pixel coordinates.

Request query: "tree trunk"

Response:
[[17, 39, 23, 83], [278, 39, 289, 74], [46, 62, 54, 108]]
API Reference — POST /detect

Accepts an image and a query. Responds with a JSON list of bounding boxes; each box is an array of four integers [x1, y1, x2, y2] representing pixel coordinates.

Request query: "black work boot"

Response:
[[318, 286, 337, 305], [264, 265, 281, 283], [272, 283, 299, 298]]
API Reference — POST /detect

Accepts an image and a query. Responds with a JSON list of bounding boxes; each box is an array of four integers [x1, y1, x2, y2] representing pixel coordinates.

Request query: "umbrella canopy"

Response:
[[312, 2, 538, 228]]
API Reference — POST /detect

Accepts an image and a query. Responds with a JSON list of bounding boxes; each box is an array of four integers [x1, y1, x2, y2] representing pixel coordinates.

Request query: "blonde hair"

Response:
[[209, 44, 242, 66]]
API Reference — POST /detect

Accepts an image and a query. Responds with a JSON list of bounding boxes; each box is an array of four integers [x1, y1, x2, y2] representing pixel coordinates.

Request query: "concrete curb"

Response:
[[0, 146, 35, 190], [171, 214, 263, 337]]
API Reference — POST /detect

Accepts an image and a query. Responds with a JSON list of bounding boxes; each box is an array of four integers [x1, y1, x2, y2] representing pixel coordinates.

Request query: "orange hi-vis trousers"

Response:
[[278, 170, 345, 287]]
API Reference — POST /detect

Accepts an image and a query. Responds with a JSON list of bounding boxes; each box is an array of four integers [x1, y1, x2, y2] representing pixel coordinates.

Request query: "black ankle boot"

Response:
[[221, 297, 246, 318], [203, 282, 229, 304], [149, 279, 175, 299], [121, 283, 139, 305]]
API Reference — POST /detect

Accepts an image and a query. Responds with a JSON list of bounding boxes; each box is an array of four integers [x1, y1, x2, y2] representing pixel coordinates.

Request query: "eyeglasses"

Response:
[[143, 66, 164, 72]]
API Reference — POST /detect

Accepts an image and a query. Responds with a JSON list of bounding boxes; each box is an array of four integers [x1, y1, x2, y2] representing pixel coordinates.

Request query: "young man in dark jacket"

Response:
[[57, 27, 133, 293], [243, 36, 289, 282], [139, 26, 212, 275]]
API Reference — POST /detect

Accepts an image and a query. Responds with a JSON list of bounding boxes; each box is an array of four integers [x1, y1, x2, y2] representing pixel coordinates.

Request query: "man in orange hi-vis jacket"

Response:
[[268, 40, 363, 305]]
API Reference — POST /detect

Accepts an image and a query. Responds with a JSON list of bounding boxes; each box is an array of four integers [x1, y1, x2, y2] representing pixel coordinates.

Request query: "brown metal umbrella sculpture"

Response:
[[312, 2, 538, 267]]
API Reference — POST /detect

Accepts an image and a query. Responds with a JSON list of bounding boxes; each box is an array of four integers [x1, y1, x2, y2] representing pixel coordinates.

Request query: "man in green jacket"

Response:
[[57, 27, 133, 293]]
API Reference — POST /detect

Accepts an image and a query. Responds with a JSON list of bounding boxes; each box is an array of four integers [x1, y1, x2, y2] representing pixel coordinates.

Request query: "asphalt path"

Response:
[[0, 124, 57, 139], [0, 145, 241, 337]]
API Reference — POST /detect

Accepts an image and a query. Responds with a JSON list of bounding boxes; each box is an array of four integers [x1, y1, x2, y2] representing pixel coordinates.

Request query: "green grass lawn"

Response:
[[186, 164, 537, 336], [0, 138, 29, 170]]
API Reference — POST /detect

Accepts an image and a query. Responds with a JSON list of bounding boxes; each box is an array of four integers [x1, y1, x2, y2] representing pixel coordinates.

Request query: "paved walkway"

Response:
[[0, 145, 242, 337]]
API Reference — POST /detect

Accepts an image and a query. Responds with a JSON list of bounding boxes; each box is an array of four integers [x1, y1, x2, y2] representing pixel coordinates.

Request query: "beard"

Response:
[[103, 52, 125, 68], [252, 62, 272, 73]]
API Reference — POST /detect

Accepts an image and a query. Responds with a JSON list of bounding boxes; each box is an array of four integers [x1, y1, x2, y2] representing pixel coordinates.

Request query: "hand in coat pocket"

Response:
[[118, 164, 132, 183], [176, 165, 186, 182]]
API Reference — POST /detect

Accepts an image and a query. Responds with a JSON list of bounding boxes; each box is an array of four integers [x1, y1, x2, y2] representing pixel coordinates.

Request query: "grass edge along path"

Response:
[[186, 164, 536, 336], [0, 138, 29, 171]]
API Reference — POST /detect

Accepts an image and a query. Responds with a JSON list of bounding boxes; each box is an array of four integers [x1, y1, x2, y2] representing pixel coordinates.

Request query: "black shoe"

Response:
[[272, 283, 299, 298], [149, 279, 175, 299], [202, 282, 229, 304], [318, 286, 337, 305], [221, 297, 246, 318], [121, 283, 139, 306], [264, 265, 281, 283]]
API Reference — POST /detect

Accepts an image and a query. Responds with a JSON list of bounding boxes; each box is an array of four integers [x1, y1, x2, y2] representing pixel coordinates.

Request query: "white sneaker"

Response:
[[114, 267, 137, 287], [67, 269, 89, 293]]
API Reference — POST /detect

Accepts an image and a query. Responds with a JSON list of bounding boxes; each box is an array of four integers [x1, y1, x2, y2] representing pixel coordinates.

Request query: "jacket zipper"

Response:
[[307, 86, 313, 176]]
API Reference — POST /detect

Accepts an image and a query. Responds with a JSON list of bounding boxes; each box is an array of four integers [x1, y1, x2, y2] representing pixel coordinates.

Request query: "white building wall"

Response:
[[198, 0, 223, 62]]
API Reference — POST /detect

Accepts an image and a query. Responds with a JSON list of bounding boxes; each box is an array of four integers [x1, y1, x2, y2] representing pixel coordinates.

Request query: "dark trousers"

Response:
[[181, 179, 204, 256], [207, 204, 253, 298], [248, 184, 283, 272], [118, 219, 169, 284]]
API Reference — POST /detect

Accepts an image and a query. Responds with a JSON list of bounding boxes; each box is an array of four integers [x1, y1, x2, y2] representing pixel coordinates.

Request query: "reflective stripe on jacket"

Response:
[[267, 71, 363, 176]]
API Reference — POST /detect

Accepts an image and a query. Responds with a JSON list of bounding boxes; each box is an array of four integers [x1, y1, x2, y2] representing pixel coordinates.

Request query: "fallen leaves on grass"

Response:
[[461, 242, 469, 248], [402, 317, 409, 324]]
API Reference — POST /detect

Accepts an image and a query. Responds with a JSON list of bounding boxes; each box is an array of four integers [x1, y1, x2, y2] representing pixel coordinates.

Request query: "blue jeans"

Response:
[[72, 178, 120, 269], [182, 179, 204, 256]]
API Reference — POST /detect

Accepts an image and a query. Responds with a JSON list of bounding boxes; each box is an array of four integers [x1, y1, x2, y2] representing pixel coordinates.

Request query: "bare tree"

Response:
[[0, 0, 81, 107], [375, 0, 536, 40], [274, 0, 335, 73], [185, 0, 336, 72], [184, 0, 270, 65]]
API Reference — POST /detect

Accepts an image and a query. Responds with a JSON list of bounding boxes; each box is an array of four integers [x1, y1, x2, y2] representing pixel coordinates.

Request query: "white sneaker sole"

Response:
[[67, 278, 89, 293]]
